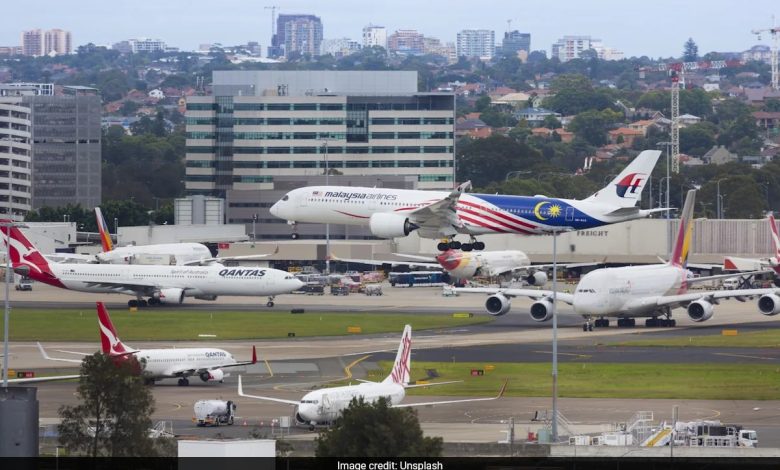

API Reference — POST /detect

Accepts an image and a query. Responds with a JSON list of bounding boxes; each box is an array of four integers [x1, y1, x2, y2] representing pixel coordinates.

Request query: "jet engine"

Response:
[[530, 300, 554, 322], [200, 369, 224, 382], [155, 288, 185, 305], [687, 299, 714, 322], [485, 293, 511, 316], [368, 213, 419, 239], [526, 271, 548, 286], [758, 294, 780, 316]]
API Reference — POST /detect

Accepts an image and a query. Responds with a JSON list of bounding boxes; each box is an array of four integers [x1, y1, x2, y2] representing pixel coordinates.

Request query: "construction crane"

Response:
[[265, 5, 279, 39], [751, 18, 779, 90]]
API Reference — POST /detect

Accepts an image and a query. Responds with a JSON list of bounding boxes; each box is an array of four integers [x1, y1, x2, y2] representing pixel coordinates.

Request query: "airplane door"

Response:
[[565, 207, 575, 222]]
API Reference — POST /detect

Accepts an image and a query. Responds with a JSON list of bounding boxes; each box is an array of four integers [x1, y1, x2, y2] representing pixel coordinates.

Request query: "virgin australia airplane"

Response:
[[456, 190, 778, 330], [270, 150, 666, 251]]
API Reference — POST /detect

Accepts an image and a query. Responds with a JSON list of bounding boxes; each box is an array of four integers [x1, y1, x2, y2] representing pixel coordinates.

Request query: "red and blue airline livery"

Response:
[[271, 150, 666, 251]]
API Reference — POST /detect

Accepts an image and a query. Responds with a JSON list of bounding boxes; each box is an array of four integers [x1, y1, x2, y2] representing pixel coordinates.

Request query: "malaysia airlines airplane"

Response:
[[337, 249, 593, 285], [38, 302, 257, 386], [271, 150, 665, 251], [723, 215, 780, 284], [1, 221, 303, 307], [238, 325, 506, 429], [456, 190, 779, 329]]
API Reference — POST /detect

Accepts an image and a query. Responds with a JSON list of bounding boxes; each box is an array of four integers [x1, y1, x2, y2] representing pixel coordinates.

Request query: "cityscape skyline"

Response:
[[2, 0, 777, 59]]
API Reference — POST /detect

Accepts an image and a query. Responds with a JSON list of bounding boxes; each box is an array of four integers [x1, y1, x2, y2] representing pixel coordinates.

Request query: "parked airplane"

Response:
[[456, 190, 778, 329], [238, 325, 506, 429], [271, 150, 666, 251], [336, 249, 594, 285], [1, 221, 303, 307], [38, 302, 257, 386], [723, 214, 780, 283]]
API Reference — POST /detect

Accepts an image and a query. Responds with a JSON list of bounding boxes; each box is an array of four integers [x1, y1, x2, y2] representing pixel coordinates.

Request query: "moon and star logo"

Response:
[[533, 201, 562, 221]]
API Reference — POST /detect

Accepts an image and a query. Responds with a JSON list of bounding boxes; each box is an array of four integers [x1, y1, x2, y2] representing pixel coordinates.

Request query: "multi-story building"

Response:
[[322, 38, 361, 58], [500, 30, 531, 56], [184, 71, 455, 239], [269, 14, 323, 59], [129, 38, 167, 54], [362, 24, 387, 49], [0, 83, 53, 97], [456, 30, 495, 61], [0, 99, 32, 221], [551, 35, 598, 62], [22, 86, 102, 209], [21, 29, 43, 56], [387, 30, 425, 55], [44, 29, 71, 56]]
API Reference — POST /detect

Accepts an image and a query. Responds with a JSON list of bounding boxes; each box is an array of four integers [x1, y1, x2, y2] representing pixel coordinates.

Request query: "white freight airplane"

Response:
[[271, 150, 666, 251], [37, 302, 257, 386], [456, 190, 779, 329], [1, 221, 303, 307], [335, 249, 594, 285], [238, 325, 506, 429], [723, 214, 780, 284]]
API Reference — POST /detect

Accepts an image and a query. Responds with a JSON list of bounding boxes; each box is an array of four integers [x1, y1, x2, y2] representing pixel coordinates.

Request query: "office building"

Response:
[[184, 70, 455, 239], [23, 87, 101, 209], [456, 30, 495, 61], [0, 99, 32, 221], [269, 14, 323, 59], [44, 29, 71, 56], [362, 24, 387, 49], [501, 30, 531, 56]]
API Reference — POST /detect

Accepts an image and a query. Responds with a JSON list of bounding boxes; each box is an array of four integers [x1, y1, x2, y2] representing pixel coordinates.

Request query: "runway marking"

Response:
[[533, 350, 592, 359], [712, 352, 775, 361], [264, 359, 274, 377], [172, 403, 181, 411], [700, 409, 721, 420], [343, 355, 371, 380]]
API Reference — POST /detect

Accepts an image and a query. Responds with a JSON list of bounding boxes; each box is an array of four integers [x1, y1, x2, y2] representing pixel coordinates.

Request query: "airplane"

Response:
[[723, 214, 780, 285], [238, 325, 507, 429], [335, 249, 596, 286], [0, 221, 304, 307], [455, 190, 780, 330], [270, 150, 667, 251], [37, 302, 257, 386]]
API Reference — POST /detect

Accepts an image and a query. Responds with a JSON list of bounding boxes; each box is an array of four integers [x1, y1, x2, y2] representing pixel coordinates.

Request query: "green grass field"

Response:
[[8, 308, 490, 341], [611, 329, 780, 348], [361, 361, 780, 400]]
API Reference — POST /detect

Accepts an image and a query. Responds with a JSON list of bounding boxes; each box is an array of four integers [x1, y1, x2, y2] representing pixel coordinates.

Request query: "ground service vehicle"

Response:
[[193, 400, 236, 426]]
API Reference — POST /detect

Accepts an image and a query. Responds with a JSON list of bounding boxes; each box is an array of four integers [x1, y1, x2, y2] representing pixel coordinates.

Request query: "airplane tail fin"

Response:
[[96, 302, 132, 355], [584, 150, 661, 208], [0, 220, 57, 282], [669, 190, 696, 268], [769, 214, 780, 260], [383, 325, 412, 385], [95, 208, 114, 252]]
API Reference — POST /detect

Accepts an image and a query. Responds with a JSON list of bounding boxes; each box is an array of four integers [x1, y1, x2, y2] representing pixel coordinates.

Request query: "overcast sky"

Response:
[[2, 0, 777, 58]]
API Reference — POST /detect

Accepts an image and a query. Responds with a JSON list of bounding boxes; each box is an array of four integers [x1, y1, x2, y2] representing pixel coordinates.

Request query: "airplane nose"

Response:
[[269, 201, 280, 217], [292, 278, 305, 290]]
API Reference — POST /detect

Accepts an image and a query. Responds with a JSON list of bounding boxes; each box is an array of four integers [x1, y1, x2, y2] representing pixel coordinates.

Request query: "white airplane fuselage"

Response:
[[96, 243, 212, 265], [271, 186, 644, 237], [296, 381, 405, 425], [573, 264, 689, 318], [136, 348, 237, 380], [438, 250, 530, 278], [48, 263, 303, 298]]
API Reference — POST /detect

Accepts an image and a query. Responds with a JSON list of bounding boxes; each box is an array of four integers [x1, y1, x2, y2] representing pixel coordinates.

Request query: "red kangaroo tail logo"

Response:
[[615, 173, 646, 198], [0, 221, 64, 287], [97, 302, 129, 355], [769, 215, 780, 259], [386, 325, 412, 385]]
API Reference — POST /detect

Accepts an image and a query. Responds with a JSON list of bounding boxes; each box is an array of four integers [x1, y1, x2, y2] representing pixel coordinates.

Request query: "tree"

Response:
[[567, 109, 623, 146], [58, 353, 165, 457], [457, 135, 543, 187], [683, 38, 699, 62], [315, 397, 442, 457]]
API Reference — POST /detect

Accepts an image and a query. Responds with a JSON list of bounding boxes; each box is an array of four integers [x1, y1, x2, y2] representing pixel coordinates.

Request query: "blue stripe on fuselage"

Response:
[[471, 194, 604, 231]]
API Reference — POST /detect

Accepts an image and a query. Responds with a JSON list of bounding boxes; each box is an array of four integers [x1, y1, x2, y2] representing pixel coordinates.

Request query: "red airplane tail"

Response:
[[0, 220, 63, 287], [96, 302, 132, 355]]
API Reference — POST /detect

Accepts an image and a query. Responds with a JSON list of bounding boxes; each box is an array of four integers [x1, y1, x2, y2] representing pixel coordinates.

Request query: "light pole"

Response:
[[2, 220, 27, 387], [551, 229, 559, 443], [114, 218, 119, 247], [322, 140, 333, 275], [716, 178, 728, 219], [657, 142, 672, 258]]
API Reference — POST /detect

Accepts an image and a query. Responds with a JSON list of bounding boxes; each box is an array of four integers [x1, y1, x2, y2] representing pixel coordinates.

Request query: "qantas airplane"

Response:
[[271, 150, 666, 251], [238, 325, 506, 429], [336, 249, 594, 285], [1, 221, 303, 307], [456, 190, 778, 329], [723, 215, 780, 284], [38, 302, 257, 386]]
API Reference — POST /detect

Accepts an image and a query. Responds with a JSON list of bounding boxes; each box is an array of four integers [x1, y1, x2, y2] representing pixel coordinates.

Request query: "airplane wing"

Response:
[[723, 256, 767, 272], [183, 247, 279, 266], [8, 375, 81, 384], [491, 261, 601, 278], [393, 380, 507, 408], [686, 270, 770, 285], [455, 287, 575, 305], [205, 346, 257, 371], [237, 375, 300, 405], [405, 181, 471, 236], [653, 288, 778, 309], [45, 253, 96, 264], [37, 342, 85, 364]]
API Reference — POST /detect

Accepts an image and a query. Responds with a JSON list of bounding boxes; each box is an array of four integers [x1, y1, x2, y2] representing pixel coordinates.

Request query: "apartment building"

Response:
[[0, 99, 32, 221], [362, 24, 387, 49], [21, 29, 72, 56], [269, 14, 323, 59], [456, 30, 495, 61]]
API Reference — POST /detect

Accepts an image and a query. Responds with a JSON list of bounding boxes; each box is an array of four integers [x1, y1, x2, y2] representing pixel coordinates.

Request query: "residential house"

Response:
[[608, 127, 644, 147], [530, 127, 573, 143], [148, 89, 165, 100], [627, 119, 658, 136], [456, 118, 492, 139], [513, 107, 560, 126], [753, 111, 780, 130], [702, 145, 738, 165], [678, 114, 701, 127]]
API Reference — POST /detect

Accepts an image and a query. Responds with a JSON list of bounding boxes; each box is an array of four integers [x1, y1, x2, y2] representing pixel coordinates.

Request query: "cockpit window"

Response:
[[282, 195, 289, 201]]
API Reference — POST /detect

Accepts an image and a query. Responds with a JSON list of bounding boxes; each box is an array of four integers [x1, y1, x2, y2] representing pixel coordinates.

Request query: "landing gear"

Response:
[[148, 297, 160, 306], [617, 318, 636, 328], [266, 297, 275, 308], [144, 378, 156, 385], [289, 222, 299, 239], [139, 299, 148, 307], [594, 318, 610, 328], [177, 377, 190, 386], [128, 299, 138, 308], [438, 239, 481, 251], [582, 319, 594, 331], [646, 317, 676, 327], [460, 238, 486, 252]]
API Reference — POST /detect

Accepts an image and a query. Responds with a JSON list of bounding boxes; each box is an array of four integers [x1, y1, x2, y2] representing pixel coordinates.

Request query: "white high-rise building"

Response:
[[129, 38, 167, 53], [44, 29, 72, 56], [362, 24, 387, 49], [551, 35, 597, 62], [456, 30, 495, 61]]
